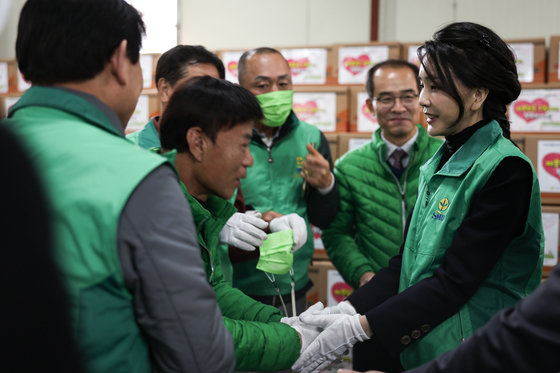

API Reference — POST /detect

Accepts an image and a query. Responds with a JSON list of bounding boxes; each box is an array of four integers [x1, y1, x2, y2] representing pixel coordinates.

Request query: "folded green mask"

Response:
[[257, 230, 294, 275]]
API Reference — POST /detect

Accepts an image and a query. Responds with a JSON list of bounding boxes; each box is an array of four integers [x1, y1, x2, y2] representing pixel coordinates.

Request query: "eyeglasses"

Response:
[[374, 94, 419, 108]]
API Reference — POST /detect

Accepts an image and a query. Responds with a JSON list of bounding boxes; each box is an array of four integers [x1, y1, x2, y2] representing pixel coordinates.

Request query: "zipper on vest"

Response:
[[267, 145, 273, 163]]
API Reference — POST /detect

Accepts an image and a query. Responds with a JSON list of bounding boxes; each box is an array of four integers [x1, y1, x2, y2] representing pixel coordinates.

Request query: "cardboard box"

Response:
[[542, 205, 560, 277], [337, 132, 372, 158], [0, 94, 22, 118], [349, 87, 375, 132], [217, 46, 336, 85], [311, 224, 329, 260], [509, 85, 560, 132], [400, 42, 423, 67], [524, 134, 560, 204], [511, 133, 526, 153], [125, 89, 160, 133], [333, 42, 401, 85], [548, 36, 560, 83], [0, 60, 30, 94], [506, 38, 546, 85], [294, 85, 348, 133], [140, 53, 160, 89], [307, 260, 353, 306], [324, 133, 339, 161]]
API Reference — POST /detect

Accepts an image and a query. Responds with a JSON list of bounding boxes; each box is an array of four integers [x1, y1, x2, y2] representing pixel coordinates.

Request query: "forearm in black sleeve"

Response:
[[407, 264, 560, 373], [365, 157, 533, 356], [118, 165, 235, 373], [307, 131, 340, 228]]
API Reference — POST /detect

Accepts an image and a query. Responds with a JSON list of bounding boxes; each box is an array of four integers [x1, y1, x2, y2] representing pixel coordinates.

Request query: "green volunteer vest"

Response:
[[236, 114, 321, 295], [7, 87, 167, 373], [398, 120, 544, 369]]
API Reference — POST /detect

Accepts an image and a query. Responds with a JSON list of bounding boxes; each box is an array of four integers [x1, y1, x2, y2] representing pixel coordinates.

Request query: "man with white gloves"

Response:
[[155, 76, 314, 371]]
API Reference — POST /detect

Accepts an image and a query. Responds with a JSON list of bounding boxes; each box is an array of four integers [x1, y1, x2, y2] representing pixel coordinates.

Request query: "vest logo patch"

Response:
[[294, 156, 305, 178], [432, 198, 449, 221]]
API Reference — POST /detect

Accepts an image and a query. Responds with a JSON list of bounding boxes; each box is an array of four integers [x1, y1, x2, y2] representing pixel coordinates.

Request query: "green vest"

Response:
[[126, 117, 161, 149], [6, 87, 167, 373], [236, 114, 321, 295], [398, 121, 544, 369]]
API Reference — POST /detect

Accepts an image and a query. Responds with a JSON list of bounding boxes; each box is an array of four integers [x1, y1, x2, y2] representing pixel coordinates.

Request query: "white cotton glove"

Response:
[[313, 301, 357, 316], [281, 302, 324, 353], [269, 213, 308, 251], [219, 211, 268, 251], [291, 313, 370, 373]]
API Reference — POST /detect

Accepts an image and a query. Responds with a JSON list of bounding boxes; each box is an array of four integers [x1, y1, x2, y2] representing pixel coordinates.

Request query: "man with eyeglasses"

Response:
[[321, 59, 442, 371]]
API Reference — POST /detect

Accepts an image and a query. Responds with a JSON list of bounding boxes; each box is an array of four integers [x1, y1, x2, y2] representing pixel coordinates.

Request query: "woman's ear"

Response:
[[186, 127, 206, 162], [471, 87, 489, 111]]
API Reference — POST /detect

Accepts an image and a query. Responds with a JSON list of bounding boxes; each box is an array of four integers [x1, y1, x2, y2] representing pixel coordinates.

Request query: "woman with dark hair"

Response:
[[292, 22, 544, 373]]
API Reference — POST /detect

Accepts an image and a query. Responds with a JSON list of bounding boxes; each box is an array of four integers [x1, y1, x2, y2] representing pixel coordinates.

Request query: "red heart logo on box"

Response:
[[513, 98, 550, 123], [331, 282, 353, 303], [294, 100, 319, 122], [543, 153, 560, 182], [288, 58, 311, 76], [343, 54, 371, 75], [227, 61, 238, 77]]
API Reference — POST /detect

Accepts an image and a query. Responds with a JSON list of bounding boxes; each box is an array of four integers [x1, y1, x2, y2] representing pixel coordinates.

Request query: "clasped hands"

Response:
[[219, 210, 307, 252], [281, 301, 371, 373]]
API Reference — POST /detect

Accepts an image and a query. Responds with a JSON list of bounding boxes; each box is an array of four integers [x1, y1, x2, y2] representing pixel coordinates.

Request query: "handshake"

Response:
[[219, 211, 307, 252], [281, 301, 371, 373]]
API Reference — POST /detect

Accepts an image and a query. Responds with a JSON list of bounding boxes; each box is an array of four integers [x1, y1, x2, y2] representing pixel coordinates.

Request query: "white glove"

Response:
[[269, 213, 307, 251], [219, 211, 268, 251], [312, 301, 357, 316], [292, 313, 370, 373], [281, 302, 324, 353]]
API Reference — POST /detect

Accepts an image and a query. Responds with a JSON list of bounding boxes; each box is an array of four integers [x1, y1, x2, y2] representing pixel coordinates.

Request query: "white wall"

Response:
[[178, 0, 371, 49], [2, 0, 560, 60], [379, 0, 560, 44]]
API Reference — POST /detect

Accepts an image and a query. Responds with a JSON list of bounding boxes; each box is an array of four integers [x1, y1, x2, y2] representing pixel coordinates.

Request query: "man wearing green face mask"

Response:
[[235, 47, 340, 317]]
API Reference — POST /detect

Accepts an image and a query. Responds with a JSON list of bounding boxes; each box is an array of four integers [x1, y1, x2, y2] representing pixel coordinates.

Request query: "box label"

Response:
[[282, 48, 327, 85], [127, 94, 149, 131], [407, 45, 421, 67], [223, 51, 244, 84], [543, 212, 559, 267], [140, 55, 154, 88], [0, 62, 8, 93], [293, 92, 336, 132], [327, 269, 353, 306], [356, 91, 379, 132], [509, 43, 534, 83], [338, 46, 389, 84], [510, 89, 560, 132], [537, 140, 560, 192]]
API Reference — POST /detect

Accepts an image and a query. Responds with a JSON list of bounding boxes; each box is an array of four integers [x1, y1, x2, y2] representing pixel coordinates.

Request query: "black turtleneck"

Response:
[[437, 119, 491, 171], [348, 120, 535, 358]]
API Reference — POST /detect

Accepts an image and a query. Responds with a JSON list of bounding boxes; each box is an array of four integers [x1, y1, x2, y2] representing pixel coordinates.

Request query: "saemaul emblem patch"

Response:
[[432, 198, 449, 221]]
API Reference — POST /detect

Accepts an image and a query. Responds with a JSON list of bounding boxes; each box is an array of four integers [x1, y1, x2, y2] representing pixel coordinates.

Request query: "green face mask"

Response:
[[256, 230, 294, 275], [256, 90, 294, 127]]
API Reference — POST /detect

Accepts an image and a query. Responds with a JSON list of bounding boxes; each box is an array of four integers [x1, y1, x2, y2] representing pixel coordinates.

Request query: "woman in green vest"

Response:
[[292, 22, 544, 373]]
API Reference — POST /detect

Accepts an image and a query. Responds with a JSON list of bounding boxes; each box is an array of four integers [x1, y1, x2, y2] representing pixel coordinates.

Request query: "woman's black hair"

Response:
[[417, 22, 521, 138], [160, 76, 263, 152]]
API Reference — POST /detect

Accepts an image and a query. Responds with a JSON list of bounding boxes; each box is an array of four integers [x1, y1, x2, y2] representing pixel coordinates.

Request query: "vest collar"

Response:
[[9, 86, 123, 137], [421, 120, 502, 178]]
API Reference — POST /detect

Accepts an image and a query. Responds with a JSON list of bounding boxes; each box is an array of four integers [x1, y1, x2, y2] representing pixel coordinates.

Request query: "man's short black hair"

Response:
[[160, 76, 262, 153], [155, 45, 225, 88], [16, 0, 145, 85], [365, 59, 420, 98]]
